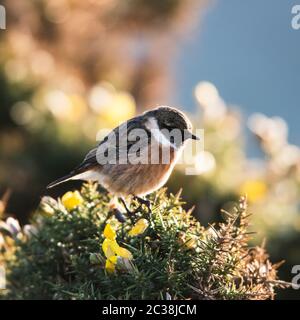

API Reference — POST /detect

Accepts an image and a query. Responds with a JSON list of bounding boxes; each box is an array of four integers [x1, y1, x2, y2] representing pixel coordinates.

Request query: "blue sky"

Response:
[[175, 0, 300, 150]]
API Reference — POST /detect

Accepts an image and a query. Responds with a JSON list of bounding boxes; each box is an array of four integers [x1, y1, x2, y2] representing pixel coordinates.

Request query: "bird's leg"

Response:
[[134, 196, 152, 212], [119, 197, 136, 223], [119, 197, 131, 214], [108, 197, 126, 223], [112, 208, 126, 224]]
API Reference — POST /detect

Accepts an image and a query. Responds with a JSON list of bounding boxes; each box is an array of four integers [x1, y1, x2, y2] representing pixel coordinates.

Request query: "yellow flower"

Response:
[[102, 222, 133, 273], [108, 255, 118, 264], [128, 219, 149, 237], [61, 191, 83, 210], [103, 223, 116, 240], [102, 238, 119, 259], [105, 259, 116, 273], [102, 238, 133, 261], [105, 256, 119, 273], [115, 246, 133, 260], [178, 232, 198, 249], [185, 235, 197, 249], [240, 180, 267, 203]]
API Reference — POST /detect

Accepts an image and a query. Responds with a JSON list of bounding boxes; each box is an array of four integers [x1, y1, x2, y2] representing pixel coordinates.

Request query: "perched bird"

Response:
[[47, 106, 199, 212]]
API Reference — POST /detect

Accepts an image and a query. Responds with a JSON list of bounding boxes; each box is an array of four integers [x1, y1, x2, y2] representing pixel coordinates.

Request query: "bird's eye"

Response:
[[164, 123, 174, 131]]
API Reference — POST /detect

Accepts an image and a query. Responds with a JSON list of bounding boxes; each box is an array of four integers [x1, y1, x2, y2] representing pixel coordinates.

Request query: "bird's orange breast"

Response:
[[99, 144, 178, 196]]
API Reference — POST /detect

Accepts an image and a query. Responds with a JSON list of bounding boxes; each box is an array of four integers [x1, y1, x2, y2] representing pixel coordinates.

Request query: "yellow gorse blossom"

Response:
[[178, 232, 198, 249], [128, 218, 149, 237], [240, 180, 267, 203], [103, 223, 116, 240], [115, 246, 133, 260], [185, 235, 198, 249], [102, 238, 133, 260], [102, 223, 133, 273], [102, 238, 119, 259], [105, 255, 118, 273], [61, 191, 83, 210]]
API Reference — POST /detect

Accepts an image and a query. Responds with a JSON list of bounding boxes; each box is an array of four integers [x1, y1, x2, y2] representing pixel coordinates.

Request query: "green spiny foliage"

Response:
[[0, 183, 287, 300]]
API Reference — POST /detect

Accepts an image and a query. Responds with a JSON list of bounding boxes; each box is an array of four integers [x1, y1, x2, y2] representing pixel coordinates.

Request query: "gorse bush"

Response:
[[0, 183, 287, 300]]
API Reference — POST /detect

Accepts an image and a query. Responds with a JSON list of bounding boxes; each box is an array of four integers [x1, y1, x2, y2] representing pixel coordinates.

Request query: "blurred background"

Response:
[[0, 0, 299, 299]]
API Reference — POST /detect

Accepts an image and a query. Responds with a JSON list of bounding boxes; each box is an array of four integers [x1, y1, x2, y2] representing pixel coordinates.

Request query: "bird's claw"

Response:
[[133, 197, 152, 221], [134, 197, 151, 211], [112, 208, 127, 223], [118, 196, 152, 224], [119, 197, 138, 223]]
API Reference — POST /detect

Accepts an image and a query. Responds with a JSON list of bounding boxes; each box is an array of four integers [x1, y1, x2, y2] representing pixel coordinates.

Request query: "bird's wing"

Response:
[[46, 116, 151, 188], [75, 116, 150, 170]]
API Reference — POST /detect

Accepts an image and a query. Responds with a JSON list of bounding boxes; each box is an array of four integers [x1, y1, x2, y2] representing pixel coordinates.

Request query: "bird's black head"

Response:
[[151, 106, 191, 131], [144, 106, 199, 147]]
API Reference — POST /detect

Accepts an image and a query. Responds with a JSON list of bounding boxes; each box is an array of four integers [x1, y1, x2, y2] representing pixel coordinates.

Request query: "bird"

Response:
[[47, 106, 199, 214]]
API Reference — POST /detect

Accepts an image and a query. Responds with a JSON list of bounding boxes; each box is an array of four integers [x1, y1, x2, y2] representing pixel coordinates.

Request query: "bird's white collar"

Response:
[[145, 117, 177, 150]]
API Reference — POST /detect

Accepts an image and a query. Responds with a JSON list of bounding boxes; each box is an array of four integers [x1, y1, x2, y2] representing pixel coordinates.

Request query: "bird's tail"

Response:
[[47, 172, 77, 189]]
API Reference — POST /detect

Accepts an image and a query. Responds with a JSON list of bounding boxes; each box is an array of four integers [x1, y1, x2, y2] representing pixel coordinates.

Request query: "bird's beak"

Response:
[[186, 131, 200, 140]]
